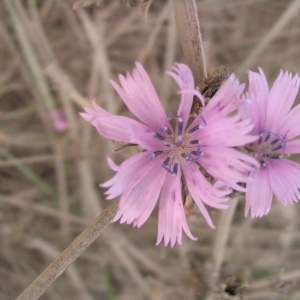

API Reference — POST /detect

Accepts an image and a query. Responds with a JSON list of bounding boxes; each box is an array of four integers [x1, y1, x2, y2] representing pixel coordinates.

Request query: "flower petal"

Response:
[[284, 139, 300, 154], [269, 159, 300, 205], [266, 71, 300, 132], [156, 173, 197, 247], [167, 63, 199, 128], [114, 160, 167, 228], [130, 125, 166, 150], [245, 168, 273, 218], [102, 151, 163, 199], [193, 115, 258, 147], [200, 146, 259, 191], [110, 62, 169, 130], [80, 100, 147, 143], [183, 164, 230, 228], [239, 68, 269, 133], [202, 74, 245, 122], [278, 103, 300, 139]]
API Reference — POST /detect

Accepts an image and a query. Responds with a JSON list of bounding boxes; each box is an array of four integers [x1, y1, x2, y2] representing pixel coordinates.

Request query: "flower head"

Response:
[[80, 62, 258, 246], [240, 69, 300, 217], [51, 109, 68, 132]]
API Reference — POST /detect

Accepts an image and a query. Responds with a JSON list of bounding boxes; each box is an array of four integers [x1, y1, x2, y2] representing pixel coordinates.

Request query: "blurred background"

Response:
[[0, 0, 300, 299]]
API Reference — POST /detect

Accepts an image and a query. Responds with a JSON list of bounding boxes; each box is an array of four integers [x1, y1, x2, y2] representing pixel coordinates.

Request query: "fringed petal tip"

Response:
[[106, 157, 120, 171], [155, 239, 178, 247], [80, 99, 103, 114], [166, 62, 193, 78], [245, 207, 270, 219], [178, 89, 205, 107], [165, 63, 194, 88], [156, 234, 198, 248], [247, 67, 266, 78]]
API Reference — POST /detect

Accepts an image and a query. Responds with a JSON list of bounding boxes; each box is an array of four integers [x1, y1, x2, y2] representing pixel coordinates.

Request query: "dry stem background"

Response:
[[1, 0, 300, 299]]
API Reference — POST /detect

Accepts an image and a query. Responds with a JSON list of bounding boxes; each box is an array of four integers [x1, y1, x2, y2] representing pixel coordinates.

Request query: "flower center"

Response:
[[149, 115, 206, 175], [248, 129, 287, 167]]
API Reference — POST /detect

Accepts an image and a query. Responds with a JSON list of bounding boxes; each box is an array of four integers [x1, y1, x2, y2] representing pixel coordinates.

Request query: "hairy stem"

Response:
[[16, 201, 119, 300], [172, 0, 207, 88]]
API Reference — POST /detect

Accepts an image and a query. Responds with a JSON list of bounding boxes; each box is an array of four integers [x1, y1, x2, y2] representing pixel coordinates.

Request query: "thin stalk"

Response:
[[28, 239, 93, 300], [210, 196, 239, 286], [16, 200, 119, 300], [172, 0, 207, 88]]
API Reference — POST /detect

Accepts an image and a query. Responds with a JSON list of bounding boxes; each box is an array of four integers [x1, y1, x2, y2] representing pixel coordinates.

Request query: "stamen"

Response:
[[163, 126, 172, 135], [188, 125, 200, 134], [265, 132, 271, 141], [168, 114, 184, 135], [163, 141, 172, 147], [163, 157, 171, 166], [198, 115, 206, 127], [258, 135, 263, 145], [149, 150, 163, 158], [172, 163, 178, 176], [162, 157, 174, 174], [153, 133, 165, 140], [177, 118, 183, 135], [181, 153, 193, 161], [190, 140, 201, 145], [271, 138, 279, 145], [272, 145, 282, 151], [181, 153, 187, 159], [191, 150, 201, 156]]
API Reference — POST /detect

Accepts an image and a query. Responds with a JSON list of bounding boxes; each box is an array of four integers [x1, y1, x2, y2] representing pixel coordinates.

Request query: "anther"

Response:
[[153, 133, 165, 141], [188, 125, 200, 134], [190, 140, 201, 145], [198, 115, 206, 127], [149, 150, 163, 158], [177, 118, 183, 135], [265, 132, 271, 141], [163, 157, 171, 166], [181, 153, 190, 161], [271, 138, 279, 145], [258, 136, 263, 145], [272, 145, 282, 151], [191, 150, 201, 156], [163, 127, 172, 135], [172, 163, 178, 176]]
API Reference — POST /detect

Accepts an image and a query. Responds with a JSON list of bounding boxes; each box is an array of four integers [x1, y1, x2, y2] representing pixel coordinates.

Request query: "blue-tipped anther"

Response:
[[150, 150, 163, 158], [177, 118, 183, 135], [153, 133, 165, 140], [272, 145, 282, 151], [163, 126, 172, 135], [190, 140, 201, 145], [188, 125, 200, 134], [172, 163, 178, 176]]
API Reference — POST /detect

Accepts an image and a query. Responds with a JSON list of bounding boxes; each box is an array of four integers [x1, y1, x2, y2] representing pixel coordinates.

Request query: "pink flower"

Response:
[[50, 109, 68, 132], [240, 69, 300, 217], [80, 62, 258, 246]]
